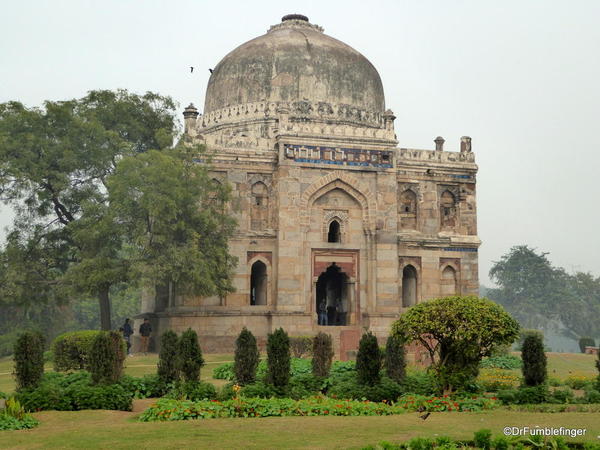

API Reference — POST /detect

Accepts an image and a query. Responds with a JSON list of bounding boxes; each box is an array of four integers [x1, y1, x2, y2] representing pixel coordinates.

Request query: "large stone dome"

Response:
[[204, 14, 385, 117]]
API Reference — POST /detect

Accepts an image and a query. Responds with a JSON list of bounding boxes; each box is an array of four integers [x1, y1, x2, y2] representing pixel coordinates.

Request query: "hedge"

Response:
[[51, 330, 101, 371]]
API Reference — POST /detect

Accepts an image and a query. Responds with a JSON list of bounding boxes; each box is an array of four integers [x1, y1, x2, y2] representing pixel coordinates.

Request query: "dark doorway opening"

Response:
[[327, 220, 341, 243], [316, 263, 349, 326], [250, 261, 267, 305]]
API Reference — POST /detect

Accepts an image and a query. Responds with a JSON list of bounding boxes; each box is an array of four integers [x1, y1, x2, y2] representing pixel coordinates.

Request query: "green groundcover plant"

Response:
[[139, 394, 499, 422], [213, 358, 353, 381], [0, 398, 39, 431]]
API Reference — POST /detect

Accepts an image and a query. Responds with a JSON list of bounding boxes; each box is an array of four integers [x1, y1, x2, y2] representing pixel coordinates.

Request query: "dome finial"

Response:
[[282, 14, 309, 22]]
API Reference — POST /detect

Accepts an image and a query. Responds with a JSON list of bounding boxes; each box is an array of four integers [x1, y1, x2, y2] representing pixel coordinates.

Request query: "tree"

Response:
[[312, 332, 334, 378], [385, 334, 406, 383], [521, 333, 547, 386], [0, 90, 177, 330], [234, 327, 260, 385], [392, 295, 520, 393], [157, 330, 179, 384], [578, 337, 595, 354], [356, 331, 382, 386], [488, 245, 600, 339], [177, 328, 204, 382], [266, 328, 290, 388], [108, 145, 237, 304], [13, 331, 45, 391]]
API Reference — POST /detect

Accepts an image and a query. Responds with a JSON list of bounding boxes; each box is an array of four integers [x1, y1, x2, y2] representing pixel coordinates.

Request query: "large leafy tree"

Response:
[[392, 295, 519, 393], [107, 145, 237, 300], [488, 245, 600, 338], [0, 90, 177, 329]]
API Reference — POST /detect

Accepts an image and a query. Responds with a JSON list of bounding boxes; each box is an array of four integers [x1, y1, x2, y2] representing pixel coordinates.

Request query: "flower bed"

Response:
[[139, 394, 499, 422]]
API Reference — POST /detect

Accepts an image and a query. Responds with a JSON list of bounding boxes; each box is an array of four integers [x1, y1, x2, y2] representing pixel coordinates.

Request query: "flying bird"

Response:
[[209, 68, 214, 73], [419, 412, 431, 420], [190, 66, 194, 73]]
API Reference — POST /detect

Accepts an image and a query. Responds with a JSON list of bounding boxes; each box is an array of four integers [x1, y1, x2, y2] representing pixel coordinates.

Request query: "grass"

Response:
[[0, 408, 598, 449]]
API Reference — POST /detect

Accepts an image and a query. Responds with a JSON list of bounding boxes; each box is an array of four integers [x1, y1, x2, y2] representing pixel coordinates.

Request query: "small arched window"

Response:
[[250, 182, 269, 230], [327, 220, 341, 243], [399, 189, 417, 229]]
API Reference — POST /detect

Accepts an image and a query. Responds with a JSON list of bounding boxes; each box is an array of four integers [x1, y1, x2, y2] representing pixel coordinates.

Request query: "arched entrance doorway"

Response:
[[250, 260, 267, 305], [316, 263, 349, 326]]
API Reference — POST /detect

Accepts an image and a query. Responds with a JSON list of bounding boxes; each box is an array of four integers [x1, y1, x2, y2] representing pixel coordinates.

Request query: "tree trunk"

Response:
[[98, 285, 112, 331]]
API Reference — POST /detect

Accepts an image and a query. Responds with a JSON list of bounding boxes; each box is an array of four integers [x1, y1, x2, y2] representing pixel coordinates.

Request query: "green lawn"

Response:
[[0, 408, 599, 449]]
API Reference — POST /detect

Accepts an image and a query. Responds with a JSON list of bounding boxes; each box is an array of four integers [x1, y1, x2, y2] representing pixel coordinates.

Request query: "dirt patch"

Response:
[[132, 398, 158, 413]]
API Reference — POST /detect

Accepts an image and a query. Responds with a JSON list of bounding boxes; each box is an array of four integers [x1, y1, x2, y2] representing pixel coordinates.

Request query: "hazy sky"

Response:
[[1, 0, 599, 286]]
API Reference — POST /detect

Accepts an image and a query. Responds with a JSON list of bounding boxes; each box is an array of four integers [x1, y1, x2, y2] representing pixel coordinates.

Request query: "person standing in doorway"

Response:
[[139, 318, 152, 355], [318, 300, 328, 325]]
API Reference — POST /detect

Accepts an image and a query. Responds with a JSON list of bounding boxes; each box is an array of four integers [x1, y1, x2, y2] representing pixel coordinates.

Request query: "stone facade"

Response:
[[139, 14, 480, 355]]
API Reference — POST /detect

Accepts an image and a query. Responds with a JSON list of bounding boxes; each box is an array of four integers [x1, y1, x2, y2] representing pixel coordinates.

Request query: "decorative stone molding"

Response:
[[322, 209, 349, 242], [299, 170, 376, 232], [398, 148, 476, 164]]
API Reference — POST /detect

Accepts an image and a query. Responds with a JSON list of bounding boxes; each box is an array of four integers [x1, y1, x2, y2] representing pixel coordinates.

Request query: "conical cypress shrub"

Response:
[[234, 327, 260, 385], [177, 328, 205, 382], [385, 334, 406, 383], [14, 331, 45, 391], [157, 330, 180, 384], [89, 331, 125, 384], [356, 331, 382, 386], [522, 333, 547, 386], [266, 328, 290, 387], [312, 332, 334, 378]]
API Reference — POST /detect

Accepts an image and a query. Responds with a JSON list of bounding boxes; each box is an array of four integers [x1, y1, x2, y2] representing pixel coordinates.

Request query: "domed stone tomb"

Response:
[[141, 15, 481, 356]]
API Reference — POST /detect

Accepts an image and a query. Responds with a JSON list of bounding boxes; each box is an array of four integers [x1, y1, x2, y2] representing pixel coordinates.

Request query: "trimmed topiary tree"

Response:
[[177, 328, 205, 382], [356, 331, 382, 386], [595, 348, 600, 391], [89, 331, 125, 384], [385, 334, 406, 383], [266, 327, 290, 388], [234, 327, 260, 385], [157, 330, 179, 384], [521, 333, 547, 386], [392, 296, 520, 394], [14, 331, 45, 391], [312, 332, 334, 378]]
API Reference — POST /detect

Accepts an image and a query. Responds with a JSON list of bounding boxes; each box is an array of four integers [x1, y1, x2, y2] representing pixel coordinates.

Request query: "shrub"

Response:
[[584, 389, 600, 403], [266, 328, 290, 388], [157, 330, 179, 384], [177, 328, 205, 382], [16, 372, 133, 411], [166, 381, 217, 401], [477, 368, 520, 391], [384, 335, 406, 383], [400, 371, 437, 395], [234, 327, 260, 385], [473, 429, 492, 450], [0, 398, 39, 430], [88, 331, 125, 384], [479, 354, 522, 370], [119, 374, 169, 398], [521, 333, 546, 386], [288, 374, 325, 399], [312, 332, 334, 378], [289, 336, 312, 358], [13, 331, 45, 391], [549, 387, 574, 404], [52, 330, 101, 371], [517, 384, 549, 404], [327, 376, 403, 402], [213, 357, 314, 381], [596, 351, 600, 391], [578, 337, 596, 353], [356, 332, 381, 386]]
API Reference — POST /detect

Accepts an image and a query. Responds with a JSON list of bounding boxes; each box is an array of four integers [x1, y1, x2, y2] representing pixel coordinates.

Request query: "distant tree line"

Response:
[[487, 245, 600, 342]]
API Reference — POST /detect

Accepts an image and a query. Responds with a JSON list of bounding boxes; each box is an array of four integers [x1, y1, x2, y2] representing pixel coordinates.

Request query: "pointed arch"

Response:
[[441, 265, 457, 296], [299, 171, 376, 232]]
